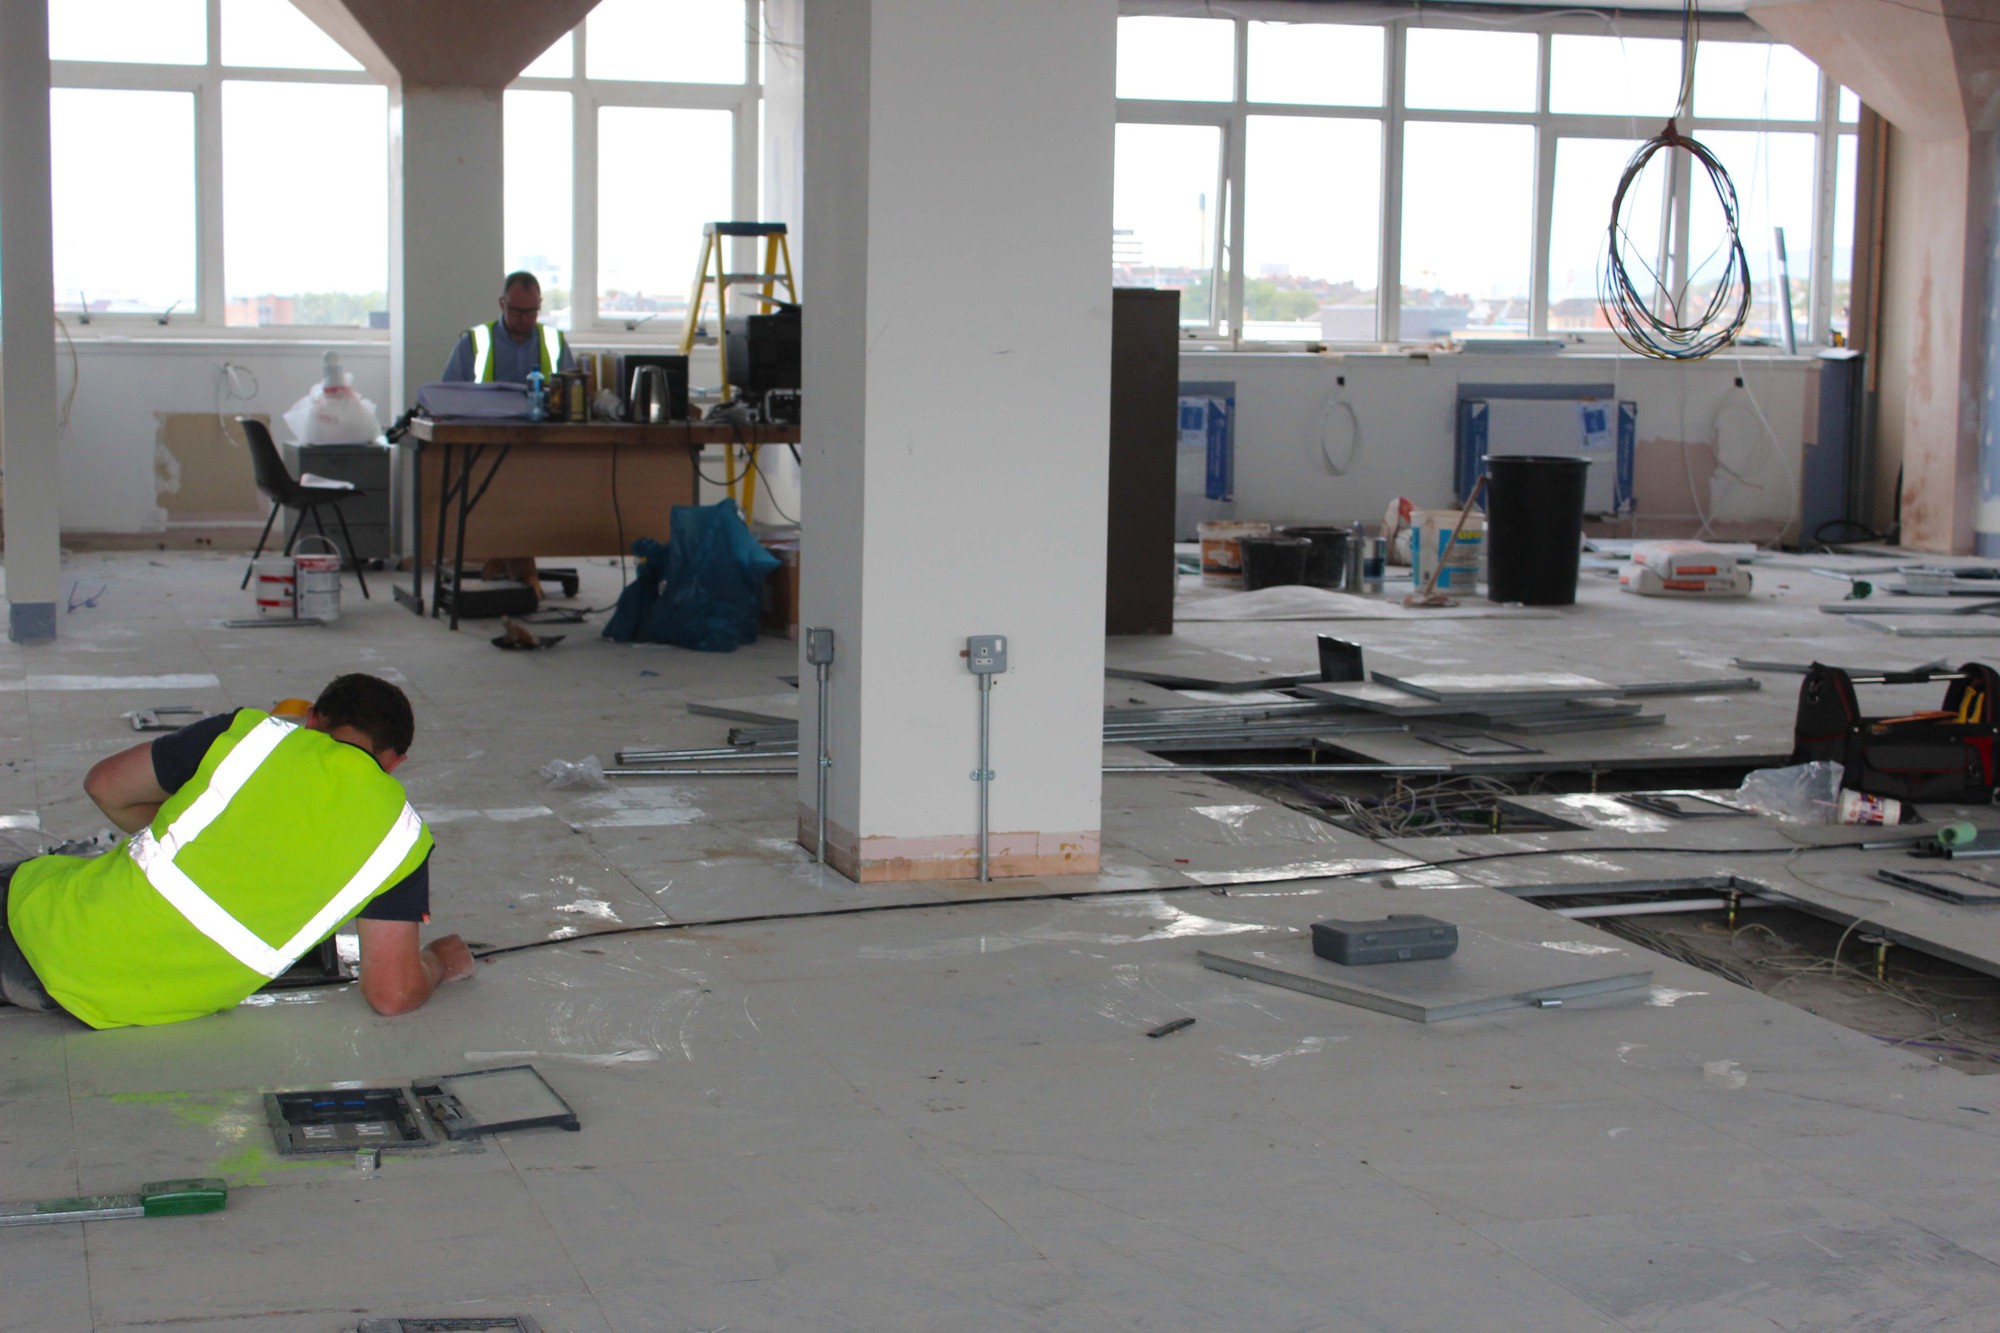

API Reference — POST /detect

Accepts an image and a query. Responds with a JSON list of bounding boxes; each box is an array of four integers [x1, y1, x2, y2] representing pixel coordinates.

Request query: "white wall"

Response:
[[53, 339, 1811, 543], [56, 338, 393, 534], [1182, 349, 1816, 543]]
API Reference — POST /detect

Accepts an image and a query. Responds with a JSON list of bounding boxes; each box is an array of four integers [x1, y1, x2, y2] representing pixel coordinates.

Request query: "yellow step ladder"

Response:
[[679, 221, 798, 522]]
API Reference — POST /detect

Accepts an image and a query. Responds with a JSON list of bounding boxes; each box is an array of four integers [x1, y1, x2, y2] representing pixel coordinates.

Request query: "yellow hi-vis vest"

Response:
[[468, 319, 563, 383], [5, 711, 433, 1029]]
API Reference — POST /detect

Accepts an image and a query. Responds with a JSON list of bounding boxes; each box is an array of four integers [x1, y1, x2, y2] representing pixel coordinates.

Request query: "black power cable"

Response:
[[465, 839, 1848, 963], [1599, 0, 1752, 361]]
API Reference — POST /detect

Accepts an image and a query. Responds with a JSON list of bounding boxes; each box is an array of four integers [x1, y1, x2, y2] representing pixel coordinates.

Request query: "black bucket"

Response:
[[1240, 536, 1312, 591], [1485, 456, 1590, 606], [1277, 526, 1350, 589]]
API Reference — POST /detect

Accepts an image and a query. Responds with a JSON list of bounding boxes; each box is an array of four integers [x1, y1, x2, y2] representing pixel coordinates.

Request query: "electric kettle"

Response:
[[628, 365, 669, 424]]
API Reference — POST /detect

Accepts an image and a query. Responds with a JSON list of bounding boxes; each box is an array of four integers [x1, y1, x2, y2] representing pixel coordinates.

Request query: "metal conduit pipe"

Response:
[[1556, 896, 1786, 920], [609, 761, 1457, 779]]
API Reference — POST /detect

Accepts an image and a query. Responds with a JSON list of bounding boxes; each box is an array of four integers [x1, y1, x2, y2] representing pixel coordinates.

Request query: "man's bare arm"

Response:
[[84, 742, 173, 835], [355, 919, 475, 1016]]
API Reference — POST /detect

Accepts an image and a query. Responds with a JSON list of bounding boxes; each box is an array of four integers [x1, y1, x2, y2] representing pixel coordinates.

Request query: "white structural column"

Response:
[[798, 0, 1116, 881], [0, 0, 62, 643], [388, 87, 505, 414]]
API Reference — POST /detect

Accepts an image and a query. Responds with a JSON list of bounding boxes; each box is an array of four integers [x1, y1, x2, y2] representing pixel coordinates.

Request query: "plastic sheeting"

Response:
[[604, 500, 779, 652]]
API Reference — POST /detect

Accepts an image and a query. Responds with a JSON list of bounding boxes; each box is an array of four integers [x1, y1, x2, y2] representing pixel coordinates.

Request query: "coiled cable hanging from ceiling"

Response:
[[1599, 0, 1751, 360]]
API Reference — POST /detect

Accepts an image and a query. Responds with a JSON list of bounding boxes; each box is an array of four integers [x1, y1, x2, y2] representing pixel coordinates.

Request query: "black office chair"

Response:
[[236, 416, 371, 599]]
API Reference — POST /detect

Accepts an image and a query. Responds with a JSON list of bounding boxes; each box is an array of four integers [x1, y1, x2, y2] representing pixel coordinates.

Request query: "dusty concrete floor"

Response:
[[6, 550, 2000, 1331]]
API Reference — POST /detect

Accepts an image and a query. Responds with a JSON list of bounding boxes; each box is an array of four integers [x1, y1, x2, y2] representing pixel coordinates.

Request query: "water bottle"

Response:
[[527, 369, 546, 422]]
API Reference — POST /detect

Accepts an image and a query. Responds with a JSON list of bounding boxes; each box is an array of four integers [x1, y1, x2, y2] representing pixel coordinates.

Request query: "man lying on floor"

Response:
[[0, 673, 474, 1027]]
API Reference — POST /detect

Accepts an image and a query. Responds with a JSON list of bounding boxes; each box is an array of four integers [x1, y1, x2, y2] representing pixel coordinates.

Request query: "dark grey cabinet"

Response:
[[281, 441, 393, 563], [1107, 288, 1180, 635]]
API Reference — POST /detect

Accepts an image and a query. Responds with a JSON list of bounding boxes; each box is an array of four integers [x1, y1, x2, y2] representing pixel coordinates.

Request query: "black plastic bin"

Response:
[[1276, 526, 1350, 589], [1485, 456, 1590, 606], [1240, 536, 1311, 590]]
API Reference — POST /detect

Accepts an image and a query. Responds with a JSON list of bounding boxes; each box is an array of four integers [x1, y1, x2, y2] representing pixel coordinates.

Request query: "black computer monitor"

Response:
[[724, 303, 801, 403]]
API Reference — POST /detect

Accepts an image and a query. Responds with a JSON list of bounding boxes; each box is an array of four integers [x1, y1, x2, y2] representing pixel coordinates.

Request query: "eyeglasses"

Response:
[[502, 301, 541, 318]]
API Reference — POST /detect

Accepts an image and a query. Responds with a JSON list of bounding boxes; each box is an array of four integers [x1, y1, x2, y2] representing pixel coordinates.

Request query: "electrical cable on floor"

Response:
[[1599, 0, 1751, 361], [459, 839, 1868, 963]]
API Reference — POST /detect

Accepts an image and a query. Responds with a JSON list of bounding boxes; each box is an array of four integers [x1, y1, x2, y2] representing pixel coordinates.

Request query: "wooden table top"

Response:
[[408, 418, 801, 446]]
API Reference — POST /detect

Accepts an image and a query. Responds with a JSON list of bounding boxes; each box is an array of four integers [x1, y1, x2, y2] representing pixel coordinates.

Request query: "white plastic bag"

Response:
[[283, 355, 381, 444], [1735, 760, 1844, 823], [540, 755, 610, 790]]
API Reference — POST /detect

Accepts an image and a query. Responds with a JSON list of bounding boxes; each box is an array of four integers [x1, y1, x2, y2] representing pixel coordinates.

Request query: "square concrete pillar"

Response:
[[797, 0, 1116, 881], [389, 86, 505, 413], [1, 0, 62, 642]]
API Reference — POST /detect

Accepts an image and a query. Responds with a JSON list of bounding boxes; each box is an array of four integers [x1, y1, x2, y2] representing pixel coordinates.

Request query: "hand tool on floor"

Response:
[[1403, 476, 1484, 609], [0, 1178, 226, 1228]]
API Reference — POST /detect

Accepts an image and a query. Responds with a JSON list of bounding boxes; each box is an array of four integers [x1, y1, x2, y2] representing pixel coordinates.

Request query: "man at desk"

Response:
[[441, 271, 576, 384]]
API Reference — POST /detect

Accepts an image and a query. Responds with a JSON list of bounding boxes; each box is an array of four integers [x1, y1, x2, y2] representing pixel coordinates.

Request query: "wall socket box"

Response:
[[966, 635, 1008, 674]]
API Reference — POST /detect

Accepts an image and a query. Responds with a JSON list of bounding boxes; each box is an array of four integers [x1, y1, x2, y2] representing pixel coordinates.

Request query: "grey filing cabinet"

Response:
[[280, 441, 394, 565], [1106, 288, 1180, 635]]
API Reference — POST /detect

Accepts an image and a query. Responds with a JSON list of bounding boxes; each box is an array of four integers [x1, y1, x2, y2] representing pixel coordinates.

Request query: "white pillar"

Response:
[[389, 86, 504, 414], [0, 0, 61, 644], [798, 0, 1116, 881], [0, 0, 62, 643]]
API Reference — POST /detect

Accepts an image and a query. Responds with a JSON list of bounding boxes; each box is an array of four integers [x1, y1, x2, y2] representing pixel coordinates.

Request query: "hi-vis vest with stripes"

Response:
[[468, 319, 562, 383], [6, 711, 432, 1029]]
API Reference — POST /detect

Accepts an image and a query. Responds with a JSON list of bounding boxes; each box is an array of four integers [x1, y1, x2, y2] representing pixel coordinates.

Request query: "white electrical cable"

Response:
[[214, 362, 259, 445], [1729, 359, 1800, 547], [1315, 382, 1360, 477]]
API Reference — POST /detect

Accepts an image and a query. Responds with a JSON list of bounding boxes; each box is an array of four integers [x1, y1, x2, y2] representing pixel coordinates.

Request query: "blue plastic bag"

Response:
[[603, 500, 779, 652]]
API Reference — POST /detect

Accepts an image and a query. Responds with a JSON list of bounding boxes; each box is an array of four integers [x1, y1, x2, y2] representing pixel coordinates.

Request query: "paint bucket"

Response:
[[1196, 520, 1272, 587], [1411, 508, 1485, 593], [1240, 536, 1311, 591], [1276, 526, 1351, 589], [293, 535, 343, 623], [252, 557, 296, 617]]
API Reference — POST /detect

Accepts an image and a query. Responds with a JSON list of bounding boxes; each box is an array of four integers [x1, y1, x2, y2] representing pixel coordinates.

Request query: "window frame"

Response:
[[48, 0, 767, 341], [506, 0, 764, 340], [1117, 2, 1858, 351]]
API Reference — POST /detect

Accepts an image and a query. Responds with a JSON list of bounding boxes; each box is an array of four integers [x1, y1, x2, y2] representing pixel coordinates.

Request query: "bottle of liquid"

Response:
[[1362, 537, 1387, 595], [1344, 522, 1366, 592], [527, 369, 546, 422]]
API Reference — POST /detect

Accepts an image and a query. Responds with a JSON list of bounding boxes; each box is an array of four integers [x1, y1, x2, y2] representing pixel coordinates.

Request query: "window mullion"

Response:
[[197, 0, 224, 326], [1380, 20, 1405, 343], [1529, 33, 1554, 339], [1224, 19, 1248, 343], [575, 88, 600, 333]]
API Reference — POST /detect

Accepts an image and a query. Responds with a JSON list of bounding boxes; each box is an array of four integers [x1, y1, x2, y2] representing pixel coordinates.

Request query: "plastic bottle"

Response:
[[527, 369, 546, 422]]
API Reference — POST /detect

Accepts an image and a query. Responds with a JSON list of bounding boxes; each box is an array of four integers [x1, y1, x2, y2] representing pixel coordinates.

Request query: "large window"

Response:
[[1115, 6, 1858, 348], [506, 0, 763, 335], [51, 0, 385, 328], [49, 0, 765, 337]]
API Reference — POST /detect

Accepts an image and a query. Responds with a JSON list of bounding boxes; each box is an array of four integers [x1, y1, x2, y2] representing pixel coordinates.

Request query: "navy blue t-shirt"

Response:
[[151, 711, 429, 923]]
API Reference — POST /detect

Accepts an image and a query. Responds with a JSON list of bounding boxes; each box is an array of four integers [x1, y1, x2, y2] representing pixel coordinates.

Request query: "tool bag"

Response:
[[1790, 661, 2000, 802]]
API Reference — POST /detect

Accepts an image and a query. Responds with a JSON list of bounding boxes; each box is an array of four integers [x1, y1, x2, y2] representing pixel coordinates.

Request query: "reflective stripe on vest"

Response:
[[468, 320, 559, 383], [123, 716, 425, 979], [470, 321, 495, 382]]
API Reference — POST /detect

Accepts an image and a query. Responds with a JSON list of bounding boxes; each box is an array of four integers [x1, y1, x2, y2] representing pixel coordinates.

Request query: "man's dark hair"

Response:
[[312, 674, 415, 756], [501, 271, 541, 297]]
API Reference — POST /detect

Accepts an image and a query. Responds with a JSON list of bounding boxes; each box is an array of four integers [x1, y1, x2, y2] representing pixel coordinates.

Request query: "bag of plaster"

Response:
[[602, 500, 779, 652], [282, 351, 383, 444]]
